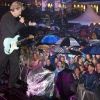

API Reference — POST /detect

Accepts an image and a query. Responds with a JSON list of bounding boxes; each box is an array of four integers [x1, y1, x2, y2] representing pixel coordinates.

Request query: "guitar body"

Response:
[[3, 35, 20, 55]]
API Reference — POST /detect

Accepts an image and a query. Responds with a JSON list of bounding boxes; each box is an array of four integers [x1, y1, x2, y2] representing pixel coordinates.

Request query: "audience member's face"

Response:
[[95, 55, 100, 59], [49, 52, 53, 56], [29, 50, 33, 55], [86, 54, 91, 60], [26, 49, 29, 54], [36, 51, 40, 55], [60, 57, 65, 62], [33, 54, 38, 60], [75, 68, 80, 75], [69, 58, 73, 64], [55, 58, 58, 63], [92, 58, 97, 65], [88, 65, 94, 72], [79, 57, 83, 62], [57, 62, 62, 68], [96, 63, 100, 72], [38, 60, 43, 66], [23, 56, 27, 61], [20, 49, 24, 54], [74, 56, 78, 62], [46, 59, 50, 66]]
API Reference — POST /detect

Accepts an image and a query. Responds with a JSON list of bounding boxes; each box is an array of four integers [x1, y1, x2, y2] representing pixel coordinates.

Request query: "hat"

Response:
[[88, 63, 95, 68], [85, 61, 90, 65]]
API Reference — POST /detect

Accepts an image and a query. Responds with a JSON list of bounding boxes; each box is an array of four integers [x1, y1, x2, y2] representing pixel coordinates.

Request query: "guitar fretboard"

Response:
[[17, 37, 29, 44]]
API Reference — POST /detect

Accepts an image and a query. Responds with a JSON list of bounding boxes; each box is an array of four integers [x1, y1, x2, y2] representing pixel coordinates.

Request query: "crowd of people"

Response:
[[19, 44, 100, 100], [0, 1, 100, 100]]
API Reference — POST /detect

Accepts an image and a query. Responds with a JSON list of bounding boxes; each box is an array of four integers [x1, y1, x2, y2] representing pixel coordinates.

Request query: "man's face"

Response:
[[46, 59, 50, 65], [96, 63, 100, 72], [88, 65, 94, 72], [14, 8, 22, 17], [75, 68, 80, 75]]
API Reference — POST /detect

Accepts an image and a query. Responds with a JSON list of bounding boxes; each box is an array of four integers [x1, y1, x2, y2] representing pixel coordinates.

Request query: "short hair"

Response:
[[77, 56, 82, 61], [10, 1, 24, 11]]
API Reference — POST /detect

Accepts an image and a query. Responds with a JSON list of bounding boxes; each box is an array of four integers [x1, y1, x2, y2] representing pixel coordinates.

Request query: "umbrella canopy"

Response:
[[49, 45, 70, 54], [56, 37, 80, 47], [81, 46, 100, 55], [69, 50, 82, 55], [50, 26, 60, 31], [41, 35, 60, 44], [37, 45, 50, 50], [89, 39, 100, 46]]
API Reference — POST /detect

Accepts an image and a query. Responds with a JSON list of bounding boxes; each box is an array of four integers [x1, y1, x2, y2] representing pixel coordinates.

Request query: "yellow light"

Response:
[[77, 5, 80, 7], [8, 4, 10, 6], [74, 5, 76, 8], [94, 5, 96, 8], [83, 5, 86, 11], [81, 5, 83, 7], [48, 3, 53, 8], [48, 3, 50, 7], [96, 5, 98, 13], [59, 4, 61, 8]]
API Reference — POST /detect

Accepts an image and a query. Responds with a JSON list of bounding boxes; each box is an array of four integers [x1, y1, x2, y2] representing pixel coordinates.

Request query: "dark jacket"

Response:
[[79, 71, 98, 92], [1, 11, 24, 40], [44, 64, 55, 71]]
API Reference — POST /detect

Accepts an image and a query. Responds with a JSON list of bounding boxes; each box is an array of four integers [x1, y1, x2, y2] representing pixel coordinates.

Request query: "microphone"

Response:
[[19, 16, 26, 26]]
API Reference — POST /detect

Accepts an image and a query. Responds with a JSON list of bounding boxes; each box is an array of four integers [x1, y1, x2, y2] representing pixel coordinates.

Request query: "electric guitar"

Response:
[[3, 35, 34, 55]]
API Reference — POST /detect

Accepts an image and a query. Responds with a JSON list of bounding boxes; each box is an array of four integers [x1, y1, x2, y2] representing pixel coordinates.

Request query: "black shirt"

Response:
[[1, 11, 24, 40], [44, 64, 55, 71]]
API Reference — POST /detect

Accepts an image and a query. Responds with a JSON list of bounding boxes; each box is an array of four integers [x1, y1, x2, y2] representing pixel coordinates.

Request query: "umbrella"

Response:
[[49, 45, 70, 54], [69, 50, 82, 55], [37, 45, 50, 50], [41, 35, 60, 44], [50, 26, 60, 31], [89, 39, 100, 46], [81, 46, 100, 55], [56, 37, 80, 47]]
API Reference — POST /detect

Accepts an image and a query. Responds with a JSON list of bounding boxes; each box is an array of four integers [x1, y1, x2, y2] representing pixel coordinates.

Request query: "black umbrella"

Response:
[[69, 50, 82, 55], [56, 37, 80, 47]]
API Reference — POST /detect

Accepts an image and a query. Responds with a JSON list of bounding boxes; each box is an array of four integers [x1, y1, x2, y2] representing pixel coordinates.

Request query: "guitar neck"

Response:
[[17, 37, 29, 44]]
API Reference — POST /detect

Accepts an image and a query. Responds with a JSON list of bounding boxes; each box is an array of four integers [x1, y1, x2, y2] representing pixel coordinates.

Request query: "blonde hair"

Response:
[[10, 1, 24, 11]]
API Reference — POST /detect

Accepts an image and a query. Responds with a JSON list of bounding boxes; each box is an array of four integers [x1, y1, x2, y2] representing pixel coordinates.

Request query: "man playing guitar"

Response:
[[0, 1, 36, 88]]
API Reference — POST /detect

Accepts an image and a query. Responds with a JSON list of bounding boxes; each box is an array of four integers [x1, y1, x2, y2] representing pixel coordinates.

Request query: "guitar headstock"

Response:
[[29, 35, 34, 39]]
